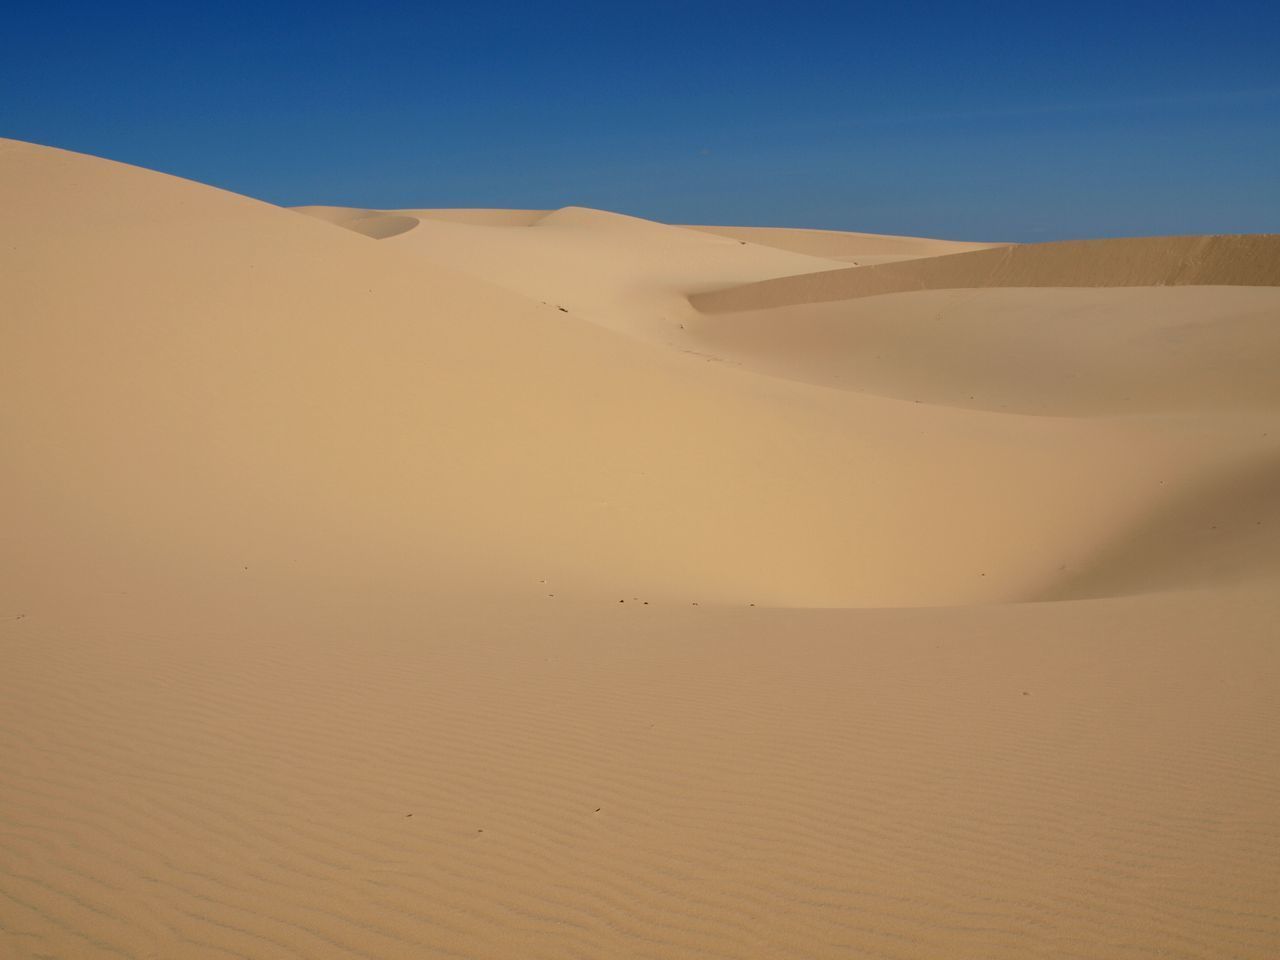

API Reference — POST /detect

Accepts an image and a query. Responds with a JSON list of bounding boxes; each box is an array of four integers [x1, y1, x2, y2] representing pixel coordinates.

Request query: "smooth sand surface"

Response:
[[3, 138, 1279, 958], [691, 233, 1280, 313], [685, 223, 1002, 263], [687, 286, 1280, 415]]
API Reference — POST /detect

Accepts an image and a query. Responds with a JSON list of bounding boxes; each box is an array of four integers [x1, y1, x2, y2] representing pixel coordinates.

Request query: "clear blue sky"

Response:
[[3, 1, 1278, 240]]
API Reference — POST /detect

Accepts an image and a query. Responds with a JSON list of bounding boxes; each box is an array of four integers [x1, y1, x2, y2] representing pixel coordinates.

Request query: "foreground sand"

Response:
[[2, 138, 1278, 958]]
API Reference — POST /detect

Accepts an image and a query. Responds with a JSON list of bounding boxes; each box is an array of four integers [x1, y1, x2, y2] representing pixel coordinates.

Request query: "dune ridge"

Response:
[[294, 205, 551, 230], [297, 201, 855, 344], [3, 137, 1279, 960], [692, 232, 1280, 313], [685, 285, 1280, 415], [685, 222, 1002, 262]]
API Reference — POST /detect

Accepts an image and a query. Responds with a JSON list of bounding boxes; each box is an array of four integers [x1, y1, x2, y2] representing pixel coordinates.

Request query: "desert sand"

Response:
[[2, 137, 1278, 958]]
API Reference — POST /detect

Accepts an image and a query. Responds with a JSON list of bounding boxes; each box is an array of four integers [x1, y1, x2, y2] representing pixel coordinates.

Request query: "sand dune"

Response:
[[295, 205, 550, 230], [298, 202, 854, 343], [693, 232, 1280, 313], [686, 286, 1280, 415], [406, 207, 550, 226], [3, 137, 1279, 959], [685, 222, 1002, 262], [301, 207, 996, 263]]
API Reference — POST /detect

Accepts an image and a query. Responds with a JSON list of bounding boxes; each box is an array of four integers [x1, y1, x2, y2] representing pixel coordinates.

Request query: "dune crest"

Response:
[[4, 138, 1280, 960], [5, 138, 1277, 606], [692, 232, 1280, 313], [685, 222, 1003, 262], [686, 285, 1280, 415]]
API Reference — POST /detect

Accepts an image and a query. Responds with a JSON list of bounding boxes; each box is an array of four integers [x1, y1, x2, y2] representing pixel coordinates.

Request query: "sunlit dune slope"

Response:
[[300, 206, 996, 263], [687, 286, 1280, 415], [301, 202, 854, 343], [3, 138, 1280, 960], [693, 232, 1280, 312], [2, 140, 1276, 607], [685, 222, 1002, 262]]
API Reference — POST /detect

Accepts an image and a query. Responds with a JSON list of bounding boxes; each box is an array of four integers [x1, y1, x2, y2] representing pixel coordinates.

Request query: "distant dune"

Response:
[[692, 232, 1280, 312], [686, 222, 1001, 262], [295, 205, 550, 232], [3, 138, 1279, 960]]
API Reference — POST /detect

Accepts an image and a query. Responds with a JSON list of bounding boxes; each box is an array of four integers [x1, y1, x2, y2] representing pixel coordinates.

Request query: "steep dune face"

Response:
[[4, 140, 1280, 960], [684, 222, 1003, 262], [692, 233, 1280, 313], [688, 286, 1280, 415]]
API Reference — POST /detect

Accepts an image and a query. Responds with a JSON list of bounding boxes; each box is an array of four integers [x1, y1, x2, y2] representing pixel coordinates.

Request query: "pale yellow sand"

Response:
[[687, 286, 1280, 415], [691, 233, 1280, 313], [3, 138, 1279, 959], [685, 222, 1002, 262]]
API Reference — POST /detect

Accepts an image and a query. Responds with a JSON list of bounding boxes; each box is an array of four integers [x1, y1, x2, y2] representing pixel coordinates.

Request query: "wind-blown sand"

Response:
[[3, 138, 1278, 958]]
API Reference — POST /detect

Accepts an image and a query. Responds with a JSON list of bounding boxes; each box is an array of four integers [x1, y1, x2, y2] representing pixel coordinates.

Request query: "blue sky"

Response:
[[2, 1, 1277, 240]]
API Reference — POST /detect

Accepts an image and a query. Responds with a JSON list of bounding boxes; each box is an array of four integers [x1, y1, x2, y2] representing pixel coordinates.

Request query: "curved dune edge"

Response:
[[685, 286, 1280, 416], [3, 137, 1276, 608], [1035, 449, 1280, 600], [299, 203, 992, 265], [684, 223, 1002, 262], [295, 205, 551, 229], [292, 206, 421, 238], [345, 213, 419, 238], [692, 233, 1280, 313], [3, 138, 1280, 960], [299, 202, 853, 347]]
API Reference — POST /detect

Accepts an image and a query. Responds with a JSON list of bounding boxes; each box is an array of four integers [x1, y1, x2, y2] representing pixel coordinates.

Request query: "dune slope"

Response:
[[4, 148, 1274, 608], [693, 233, 1280, 313], [687, 286, 1280, 415], [2, 139, 1279, 960], [300, 203, 857, 344], [685, 222, 1003, 262]]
